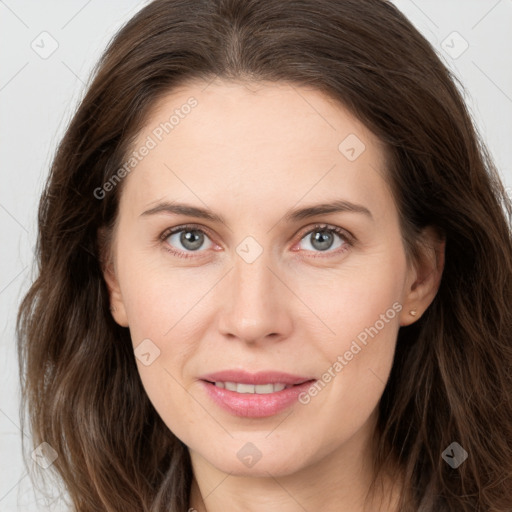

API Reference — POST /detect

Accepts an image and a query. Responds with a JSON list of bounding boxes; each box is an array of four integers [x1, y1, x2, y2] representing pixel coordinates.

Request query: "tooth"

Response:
[[218, 382, 289, 393], [236, 383, 256, 393], [225, 382, 238, 391], [254, 384, 274, 394]]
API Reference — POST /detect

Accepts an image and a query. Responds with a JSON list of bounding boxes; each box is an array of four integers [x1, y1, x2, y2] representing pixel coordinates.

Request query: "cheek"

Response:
[[116, 253, 211, 417], [297, 249, 405, 416], [298, 245, 406, 345], [117, 247, 210, 342], [297, 298, 401, 452], [118, 267, 202, 432], [135, 362, 204, 448]]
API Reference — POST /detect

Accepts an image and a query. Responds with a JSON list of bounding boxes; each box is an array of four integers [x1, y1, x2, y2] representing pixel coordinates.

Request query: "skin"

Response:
[[103, 79, 445, 512]]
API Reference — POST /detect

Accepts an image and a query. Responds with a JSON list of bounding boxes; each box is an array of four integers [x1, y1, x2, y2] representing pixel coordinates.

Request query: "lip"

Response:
[[200, 370, 315, 386], [199, 370, 317, 418]]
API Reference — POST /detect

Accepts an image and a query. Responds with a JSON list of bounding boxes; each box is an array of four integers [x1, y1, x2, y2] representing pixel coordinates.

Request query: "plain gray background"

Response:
[[1, 1, 511, 510]]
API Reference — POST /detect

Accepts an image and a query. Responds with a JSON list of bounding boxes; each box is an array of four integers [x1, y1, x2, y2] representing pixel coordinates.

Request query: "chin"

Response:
[[198, 443, 311, 478]]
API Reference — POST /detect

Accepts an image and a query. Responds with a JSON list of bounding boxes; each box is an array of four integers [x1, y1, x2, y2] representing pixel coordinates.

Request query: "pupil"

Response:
[[181, 230, 203, 250], [312, 230, 333, 251]]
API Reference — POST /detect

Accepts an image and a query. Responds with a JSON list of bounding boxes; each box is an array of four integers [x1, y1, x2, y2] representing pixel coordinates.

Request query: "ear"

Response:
[[399, 226, 445, 326], [98, 226, 129, 327]]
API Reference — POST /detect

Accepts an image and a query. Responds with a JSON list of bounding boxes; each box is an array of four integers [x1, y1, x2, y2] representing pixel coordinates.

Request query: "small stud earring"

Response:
[[110, 306, 117, 313], [409, 309, 417, 316]]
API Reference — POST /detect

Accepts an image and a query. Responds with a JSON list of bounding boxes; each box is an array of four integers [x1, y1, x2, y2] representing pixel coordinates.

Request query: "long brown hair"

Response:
[[17, 0, 512, 510]]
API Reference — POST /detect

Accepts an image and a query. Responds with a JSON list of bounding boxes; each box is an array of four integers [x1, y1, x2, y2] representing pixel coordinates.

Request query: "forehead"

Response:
[[120, 79, 391, 219]]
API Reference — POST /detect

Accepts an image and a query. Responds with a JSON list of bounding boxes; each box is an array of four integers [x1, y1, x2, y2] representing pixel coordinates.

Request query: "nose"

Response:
[[216, 250, 294, 344]]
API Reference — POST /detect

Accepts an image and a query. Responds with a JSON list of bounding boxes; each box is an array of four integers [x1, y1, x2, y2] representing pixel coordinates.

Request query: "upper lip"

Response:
[[200, 370, 316, 386]]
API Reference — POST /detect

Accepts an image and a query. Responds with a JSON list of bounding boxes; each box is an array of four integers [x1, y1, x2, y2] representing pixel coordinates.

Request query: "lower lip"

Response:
[[200, 380, 316, 418]]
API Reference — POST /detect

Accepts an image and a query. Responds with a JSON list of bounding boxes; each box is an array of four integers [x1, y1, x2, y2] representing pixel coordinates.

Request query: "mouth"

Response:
[[203, 381, 311, 394], [198, 371, 317, 417]]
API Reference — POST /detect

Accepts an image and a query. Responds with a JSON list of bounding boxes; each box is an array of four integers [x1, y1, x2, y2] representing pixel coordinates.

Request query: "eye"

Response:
[[161, 224, 215, 258], [159, 223, 353, 259], [295, 224, 352, 256]]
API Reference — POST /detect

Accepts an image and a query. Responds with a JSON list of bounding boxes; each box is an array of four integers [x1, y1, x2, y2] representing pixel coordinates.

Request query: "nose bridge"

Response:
[[233, 248, 273, 304], [231, 231, 276, 303], [216, 239, 293, 342]]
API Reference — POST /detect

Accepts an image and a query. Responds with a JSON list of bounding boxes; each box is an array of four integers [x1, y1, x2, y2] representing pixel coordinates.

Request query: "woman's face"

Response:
[[104, 79, 435, 478]]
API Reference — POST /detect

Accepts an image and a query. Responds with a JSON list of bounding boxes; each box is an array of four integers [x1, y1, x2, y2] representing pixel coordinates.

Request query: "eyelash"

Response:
[[158, 223, 354, 259]]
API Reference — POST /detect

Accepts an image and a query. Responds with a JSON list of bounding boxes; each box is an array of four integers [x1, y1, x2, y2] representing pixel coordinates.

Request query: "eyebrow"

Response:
[[139, 199, 373, 224]]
